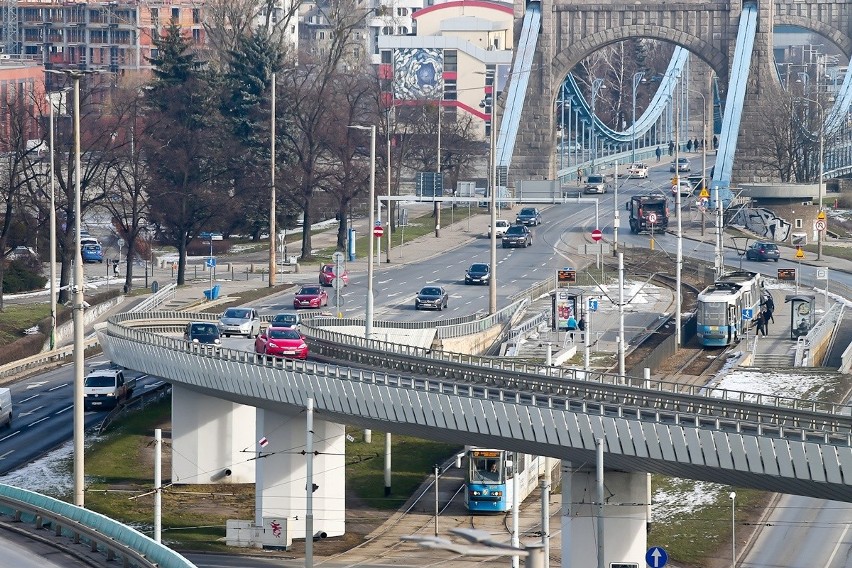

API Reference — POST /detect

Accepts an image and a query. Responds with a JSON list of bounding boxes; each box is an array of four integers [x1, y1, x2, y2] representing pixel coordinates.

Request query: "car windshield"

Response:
[[469, 264, 488, 272], [520, 208, 536, 215], [420, 287, 441, 296], [224, 309, 251, 319], [678, 158, 689, 163], [191, 324, 217, 335], [268, 328, 301, 340], [761, 244, 778, 250], [85, 375, 116, 387], [506, 226, 526, 235], [273, 314, 298, 325], [299, 287, 320, 295], [83, 245, 100, 251], [321, 265, 334, 273], [587, 175, 604, 183]]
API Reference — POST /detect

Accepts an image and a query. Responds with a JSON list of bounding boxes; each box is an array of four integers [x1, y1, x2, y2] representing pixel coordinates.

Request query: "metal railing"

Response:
[[794, 302, 845, 367], [129, 282, 177, 313], [0, 484, 195, 568]]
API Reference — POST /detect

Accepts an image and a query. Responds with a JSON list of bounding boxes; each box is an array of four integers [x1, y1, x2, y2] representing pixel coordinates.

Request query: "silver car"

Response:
[[217, 307, 261, 338]]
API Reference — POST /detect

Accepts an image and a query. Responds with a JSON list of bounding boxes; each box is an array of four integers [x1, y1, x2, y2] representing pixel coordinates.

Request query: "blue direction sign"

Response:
[[206, 258, 216, 268], [646, 547, 668, 567], [589, 298, 599, 312], [742, 308, 753, 320]]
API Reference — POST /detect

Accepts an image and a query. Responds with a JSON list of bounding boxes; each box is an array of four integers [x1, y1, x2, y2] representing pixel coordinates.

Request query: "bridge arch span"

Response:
[[552, 27, 728, 91], [772, 18, 852, 58]]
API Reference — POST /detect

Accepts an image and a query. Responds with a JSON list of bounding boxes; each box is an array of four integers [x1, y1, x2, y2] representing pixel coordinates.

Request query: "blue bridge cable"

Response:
[[710, 1, 758, 201], [496, 0, 541, 172]]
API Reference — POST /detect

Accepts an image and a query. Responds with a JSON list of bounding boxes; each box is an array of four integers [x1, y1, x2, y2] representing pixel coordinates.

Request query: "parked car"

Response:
[[81, 243, 104, 263], [270, 312, 301, 329], [83, 369, 135, 410], [625, 163, 649, 178], [183, 322, 222, 345], [670, 158, 691, 172], [502, 225, 533, 248], [415, 286, 449, 311], [319, 263, 349, 287], [7, 246, 37, 261], [464, 263, 491, 285], [515, 207, 542, 226], [217, 307, 262, 338], [671, 180, 693, 197], [584, 174, 609, 194], [293, 286, 329, 309], [255, 326, 309, 359], [487, 219, 511, 238], [746, 241, 780, 262]]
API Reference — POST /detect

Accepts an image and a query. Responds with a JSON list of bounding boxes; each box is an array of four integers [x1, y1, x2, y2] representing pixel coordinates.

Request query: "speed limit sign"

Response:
[[815, 219, 827, 231]]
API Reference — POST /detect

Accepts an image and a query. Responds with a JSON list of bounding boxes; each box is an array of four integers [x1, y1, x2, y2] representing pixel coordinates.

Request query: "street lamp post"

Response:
[[591, 78, 605, 167], [46, 90, 64, 351], [350, 125, 377, 338], [631, 72, 645, 163], [798, 96, 825, 260], [480, 92, 499, 314], [269, 72, 276, 286], [687, 88, 708, 235], [729, 491, 737, 567]]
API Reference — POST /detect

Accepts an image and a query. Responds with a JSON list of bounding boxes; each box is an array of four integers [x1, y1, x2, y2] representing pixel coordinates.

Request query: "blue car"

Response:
[[82, 243, 103, 263]]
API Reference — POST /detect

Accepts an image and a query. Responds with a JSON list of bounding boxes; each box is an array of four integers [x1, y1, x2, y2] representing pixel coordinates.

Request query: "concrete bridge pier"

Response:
[[561, 461, 650, 566], [257, 407, 346, 539], [171, 385, 256, 483]]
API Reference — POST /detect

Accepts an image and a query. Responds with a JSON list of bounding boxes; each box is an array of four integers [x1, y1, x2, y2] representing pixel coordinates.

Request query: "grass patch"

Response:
[[344, 427, 461, 509], [0, 304, 51, 346], [649, 476, 770, 567]]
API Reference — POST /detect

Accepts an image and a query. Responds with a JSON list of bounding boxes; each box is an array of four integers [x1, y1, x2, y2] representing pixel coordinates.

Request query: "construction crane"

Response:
[[3, 0, 20, 56]]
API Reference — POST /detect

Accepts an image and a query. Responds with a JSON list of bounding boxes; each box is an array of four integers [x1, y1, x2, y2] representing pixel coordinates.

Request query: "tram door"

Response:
[[728, 305, 738, 343]]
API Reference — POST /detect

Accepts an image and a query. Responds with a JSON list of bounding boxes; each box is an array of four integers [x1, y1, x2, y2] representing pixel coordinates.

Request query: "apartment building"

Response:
[[0, 59, 45, 151]]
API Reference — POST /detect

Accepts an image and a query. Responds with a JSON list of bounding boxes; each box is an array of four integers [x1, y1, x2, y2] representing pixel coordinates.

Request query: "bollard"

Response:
[[546, 343, 553, 366]]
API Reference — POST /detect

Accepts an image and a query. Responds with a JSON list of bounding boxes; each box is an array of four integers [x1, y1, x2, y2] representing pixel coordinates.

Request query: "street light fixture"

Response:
[[46, 68, 86, 507], [729, 491, 736, 567], [631, 71, 645, 163], [46, 89, 68, 350], [349, 125, 376, 338]]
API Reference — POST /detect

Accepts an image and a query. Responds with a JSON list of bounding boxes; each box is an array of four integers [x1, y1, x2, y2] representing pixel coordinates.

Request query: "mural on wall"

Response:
[[730, 208, 792, 242], [393, 48, 444, 101]]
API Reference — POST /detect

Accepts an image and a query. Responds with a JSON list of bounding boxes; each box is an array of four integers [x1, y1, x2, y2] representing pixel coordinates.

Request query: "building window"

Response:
[[381, 50, 391, 64], [353, 47, 360, 58], [192, 28, 201, 43], [795, 219, 803, 229], [397, 7, 408, 16], [171, 7, 179, 21], [382, 26, 393, 35], [192, 8, 200, 24], [444, 50, 457, 72], [150, 7, 158, 24], [444, 79, 457, 101], [399, 26, 409, 35]]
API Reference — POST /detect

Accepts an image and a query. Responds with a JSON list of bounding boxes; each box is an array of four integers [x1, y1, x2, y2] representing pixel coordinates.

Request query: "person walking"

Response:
[[761, 309, 770, 335], [577, 167, 583, 185], [762, 293, 775, 323], [755, 312, 766, 337], [668, 141, 674, 156], [655, 146, 662, 162], [686, 139, 693, 152]]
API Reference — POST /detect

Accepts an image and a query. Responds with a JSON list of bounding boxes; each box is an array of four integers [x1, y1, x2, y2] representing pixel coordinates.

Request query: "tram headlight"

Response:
[[470, 490, 481, 496]]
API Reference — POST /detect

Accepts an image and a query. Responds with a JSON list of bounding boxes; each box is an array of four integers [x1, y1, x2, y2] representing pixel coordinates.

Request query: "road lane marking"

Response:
[[0, 450, 14, 460], [55, 405, 73, 415], [26, 381, 48, 389], [0, 432, 20, 443], [28, 416, 50, 427], [19, 395, 38, 404], [16, 406, 44, 418], [48, 383, 71, 391]]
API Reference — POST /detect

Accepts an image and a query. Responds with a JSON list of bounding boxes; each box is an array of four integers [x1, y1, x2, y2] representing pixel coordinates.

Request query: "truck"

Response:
[[83, 369, 135, 410], [627, 193, 669, 234]]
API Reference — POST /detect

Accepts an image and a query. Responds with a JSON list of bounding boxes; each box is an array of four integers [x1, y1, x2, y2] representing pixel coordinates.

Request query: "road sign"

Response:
[[332, 251, 345, 263], [817, 210, 826, 220], [591, 228, 603, 242], [331, 277, 345, 291], [816, 268, 828, 280], [648, 212, 658, 224], [796, 246, 804, 259], [778, 268, 796, 281], [742, 308, 754, 320], [815, 219, 826, 231], [557, 268, 576, 285], [205, 258, 216, 268], [373, 225, 384, 238], [646, 546, 668, 567], [699, 187, 710, 198], [589, 298, 599, 312]]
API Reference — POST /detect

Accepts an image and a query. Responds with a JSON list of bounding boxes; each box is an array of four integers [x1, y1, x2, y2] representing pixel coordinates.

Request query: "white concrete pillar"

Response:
[[171, 385, 256, 483], [259, 407, 346, 539], [561, 461, 647, 565]]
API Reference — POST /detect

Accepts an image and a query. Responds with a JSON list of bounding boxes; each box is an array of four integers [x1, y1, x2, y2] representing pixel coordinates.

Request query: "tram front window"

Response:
[[701, 302, 726, 326], [471, 457, 502, 483]]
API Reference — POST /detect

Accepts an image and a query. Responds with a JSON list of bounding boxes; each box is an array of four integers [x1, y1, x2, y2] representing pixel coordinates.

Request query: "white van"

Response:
[[0, 388, 11, 428]]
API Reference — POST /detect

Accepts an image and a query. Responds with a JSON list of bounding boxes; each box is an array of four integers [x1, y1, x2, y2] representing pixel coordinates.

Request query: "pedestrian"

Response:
[[762, 293, 775, 323], [761, 309, 770, 335], [694, 138, 700, 150], [655, 146, 662, 162], [755, 312, 766, 336], [713, 135, 718, 150], [577, 167, 583, 185], [686, 139, 693, 152], [668, 141, 674, 156]]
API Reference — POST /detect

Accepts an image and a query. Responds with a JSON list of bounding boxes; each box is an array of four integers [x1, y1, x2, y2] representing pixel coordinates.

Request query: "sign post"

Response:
[[332, 251, 345, 317], [591, 228, 603, 274], [742, 307, 753, 344], [646, 546, 669, 568], [648, 212, 658, 250]]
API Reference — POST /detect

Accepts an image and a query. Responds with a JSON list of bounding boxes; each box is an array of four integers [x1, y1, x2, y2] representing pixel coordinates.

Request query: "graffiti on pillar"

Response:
[[730, 208, 791, 242]]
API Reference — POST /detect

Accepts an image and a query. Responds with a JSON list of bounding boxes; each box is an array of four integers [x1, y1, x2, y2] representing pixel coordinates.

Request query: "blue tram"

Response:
[[697, 270, 764, 347], [464, 449, 546, 513]]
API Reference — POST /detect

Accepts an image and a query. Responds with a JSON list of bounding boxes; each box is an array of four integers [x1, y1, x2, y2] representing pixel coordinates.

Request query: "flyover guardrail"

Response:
[[103, 312, 852, 446], [0, 484, 195, 568]]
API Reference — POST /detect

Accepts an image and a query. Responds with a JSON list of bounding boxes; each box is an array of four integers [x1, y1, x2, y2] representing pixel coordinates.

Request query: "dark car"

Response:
[[746, 241, 780, 262], [415, 286, 449, 311], [502, 225, 532, 248], [184, 322, 222, 345], [465, 263, 491, 285], [294, 286, 329, 309], [515, 207, 542, 226], [270, 312, 301, 329]]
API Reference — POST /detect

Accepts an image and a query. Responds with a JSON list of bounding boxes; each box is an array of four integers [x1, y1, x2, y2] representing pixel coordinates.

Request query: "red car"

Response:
[[319, 263, 349, 287], [255, 327, 308, 359], [294, 285, 329, 309]]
